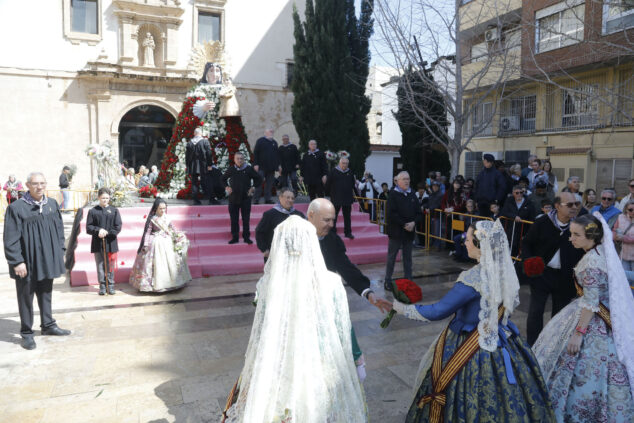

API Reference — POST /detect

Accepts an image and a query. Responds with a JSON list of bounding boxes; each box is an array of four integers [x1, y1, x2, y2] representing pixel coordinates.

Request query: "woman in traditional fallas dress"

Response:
[[532, 213, 634, 422], [129, 198, 191, 292], [393, 219, 555, 422]]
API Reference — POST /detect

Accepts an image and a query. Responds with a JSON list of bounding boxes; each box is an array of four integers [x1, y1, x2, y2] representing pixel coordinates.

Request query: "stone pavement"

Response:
[[0, 246, 543, 423]]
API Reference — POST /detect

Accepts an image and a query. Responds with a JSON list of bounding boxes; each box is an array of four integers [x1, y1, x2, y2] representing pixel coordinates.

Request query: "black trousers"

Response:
[[254, 170, 275, 203], [333, 204, 352, 236], [280, 170, 299, 192], [191, 173, 203, 205], [307, 182, 325, 200], [526, 267, 576, 346], [229, 201, 252, 240], [15, 278, 56, 337], [203, 168, 224, 202]]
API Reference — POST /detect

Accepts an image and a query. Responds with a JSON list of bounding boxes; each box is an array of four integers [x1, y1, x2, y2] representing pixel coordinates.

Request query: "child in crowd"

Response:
[[489, 201, 501, 220], [535, 198, 553, 219]]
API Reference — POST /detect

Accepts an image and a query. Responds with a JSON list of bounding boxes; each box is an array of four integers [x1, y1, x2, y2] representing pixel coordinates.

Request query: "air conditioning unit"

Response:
[[485, 28, 500, 42], [500, 115, 520, 131]]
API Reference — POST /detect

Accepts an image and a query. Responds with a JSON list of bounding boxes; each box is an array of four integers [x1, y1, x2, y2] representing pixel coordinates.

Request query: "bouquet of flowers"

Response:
[[173, 231, 190, 261], [138, 185, 158, 198], [325, 150, 338, 163], [381, 278, 422, 328]]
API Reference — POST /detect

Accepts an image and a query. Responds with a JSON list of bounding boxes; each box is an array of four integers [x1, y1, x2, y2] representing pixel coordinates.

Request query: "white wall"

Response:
[[380, 80, 402, 146], [365, 151, 399, 187], [0, 0, 303, 88]]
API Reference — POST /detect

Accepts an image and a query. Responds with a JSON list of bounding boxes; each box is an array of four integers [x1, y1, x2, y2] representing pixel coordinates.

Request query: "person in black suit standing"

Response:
[[222, 152, 263, 244], [384, 171, 423, 291], [255, 187, 305, 262], [186, 127, 213, 206], [521, 192, 585, 345], [253, 128, 279, 204], [299, 139, 328, 200], [325, 157, 357, 239], [277, 134, 300, 194]]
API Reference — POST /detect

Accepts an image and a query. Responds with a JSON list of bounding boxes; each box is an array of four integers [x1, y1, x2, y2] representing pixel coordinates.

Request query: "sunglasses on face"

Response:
[[627, 207, 634, 212], [561, 201, 581, 208], [601, 197, 613, 201]]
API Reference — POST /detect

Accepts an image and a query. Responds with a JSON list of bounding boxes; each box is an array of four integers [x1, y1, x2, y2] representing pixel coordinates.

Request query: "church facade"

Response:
[[0, 0, 302, 188]]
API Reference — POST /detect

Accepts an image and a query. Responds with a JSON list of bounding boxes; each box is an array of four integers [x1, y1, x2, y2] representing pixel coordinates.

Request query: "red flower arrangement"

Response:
[[138, 185, 158, 198], [523, 256, 545, 278], [381, 279, 423, 328]]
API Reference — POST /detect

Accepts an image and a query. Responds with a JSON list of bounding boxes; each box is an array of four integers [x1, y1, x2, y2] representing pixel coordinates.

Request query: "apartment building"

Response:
[[459, 0, 634, 194]]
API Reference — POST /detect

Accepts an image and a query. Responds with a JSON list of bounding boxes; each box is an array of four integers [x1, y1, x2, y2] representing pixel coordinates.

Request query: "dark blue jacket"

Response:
[[475, 167, 506, 204]]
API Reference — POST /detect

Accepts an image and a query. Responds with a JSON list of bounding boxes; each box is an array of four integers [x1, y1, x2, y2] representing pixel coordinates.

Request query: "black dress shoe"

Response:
[[98, 284, 106, 295], [21, 337, 36, 350], [265, 200, 275, 204], [244, 239, 253, 245], [42, 326, 71, 336], [383, 281, 393, 292], [209, 199, 220, 205], [345, 234, 355, 239], [228, 238, 239, 244]]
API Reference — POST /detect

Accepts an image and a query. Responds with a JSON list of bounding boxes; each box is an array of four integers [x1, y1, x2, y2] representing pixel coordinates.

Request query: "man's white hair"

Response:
[[396, 171, 410, 180], [194, 127, 203, 135], [26, 172, 45, 183], [307, 198, 333, 215]]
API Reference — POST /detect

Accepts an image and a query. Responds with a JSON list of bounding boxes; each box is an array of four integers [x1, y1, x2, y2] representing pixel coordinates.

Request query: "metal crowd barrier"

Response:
[[353, 196, 535, 262]]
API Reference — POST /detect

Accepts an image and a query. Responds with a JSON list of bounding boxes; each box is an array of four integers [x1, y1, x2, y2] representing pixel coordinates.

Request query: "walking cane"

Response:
[[102, 238, 110, 295]]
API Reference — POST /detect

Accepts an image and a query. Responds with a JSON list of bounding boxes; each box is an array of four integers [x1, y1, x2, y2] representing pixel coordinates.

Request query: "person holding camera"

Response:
[[358, 172, 381, 221]]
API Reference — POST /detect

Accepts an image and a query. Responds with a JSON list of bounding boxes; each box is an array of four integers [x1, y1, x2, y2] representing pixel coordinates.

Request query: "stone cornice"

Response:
[[78, 62, 197, 87], [113, 0, 184, 25]]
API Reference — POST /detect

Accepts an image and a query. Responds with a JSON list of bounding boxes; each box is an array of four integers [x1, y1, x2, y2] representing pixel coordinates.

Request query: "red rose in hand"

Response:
[[381, 278, 422, 328]]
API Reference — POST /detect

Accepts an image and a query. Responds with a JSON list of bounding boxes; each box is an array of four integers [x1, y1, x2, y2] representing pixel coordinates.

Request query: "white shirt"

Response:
[[547, 216, 569, 269]]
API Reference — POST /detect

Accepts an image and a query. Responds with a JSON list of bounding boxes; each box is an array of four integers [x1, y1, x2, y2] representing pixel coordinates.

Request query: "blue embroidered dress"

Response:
[[396, 265, 555, 422], [533, 247, 634, 422]]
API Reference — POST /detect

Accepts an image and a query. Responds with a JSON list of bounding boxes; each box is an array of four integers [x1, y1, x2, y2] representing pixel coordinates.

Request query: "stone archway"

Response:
[[118, 104, 175, 171]]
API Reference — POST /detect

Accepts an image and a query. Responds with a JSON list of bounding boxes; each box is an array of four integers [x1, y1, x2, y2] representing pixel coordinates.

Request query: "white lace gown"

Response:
[[532, 247, 634, 422], [129, 216, 191, 292]]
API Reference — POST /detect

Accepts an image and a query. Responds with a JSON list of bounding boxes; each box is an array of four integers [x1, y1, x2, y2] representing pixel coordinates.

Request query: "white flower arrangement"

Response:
[[85, 141, 133, 207]]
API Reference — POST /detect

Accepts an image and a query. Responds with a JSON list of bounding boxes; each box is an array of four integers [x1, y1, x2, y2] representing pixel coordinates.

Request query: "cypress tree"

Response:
[[292, 0, 373, 176]]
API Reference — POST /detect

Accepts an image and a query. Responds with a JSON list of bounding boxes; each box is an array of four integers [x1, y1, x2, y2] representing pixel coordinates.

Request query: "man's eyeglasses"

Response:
[[561, 201, 581, 208], [627, 208, 634, 212], [601, 197, 614, 201], [629, 184, 634, 188], [29, 182, 47, 187]]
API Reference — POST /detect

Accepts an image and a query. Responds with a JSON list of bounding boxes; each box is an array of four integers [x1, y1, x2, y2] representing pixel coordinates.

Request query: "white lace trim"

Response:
[[393, 301, 430, 322], [593, 212, 634, 401]]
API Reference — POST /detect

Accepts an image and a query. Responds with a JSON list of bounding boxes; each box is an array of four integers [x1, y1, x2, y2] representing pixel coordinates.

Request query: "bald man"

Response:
[[307, 198, 391, 377]]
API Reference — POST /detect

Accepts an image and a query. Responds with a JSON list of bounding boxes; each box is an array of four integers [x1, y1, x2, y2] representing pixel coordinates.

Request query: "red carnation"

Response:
[[381, 278, 422, 328]]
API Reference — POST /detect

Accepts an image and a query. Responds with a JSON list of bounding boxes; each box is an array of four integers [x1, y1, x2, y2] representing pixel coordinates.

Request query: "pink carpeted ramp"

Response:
[[69, 203, 388, 286]]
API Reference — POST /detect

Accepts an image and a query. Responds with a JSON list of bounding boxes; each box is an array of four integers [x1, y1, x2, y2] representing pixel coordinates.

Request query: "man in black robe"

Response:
[[277, 135, 300, 194], [253, 128, 279, 204], [186, 127, 213, 205], [3, 172, 71, 350], [223, 152, 263, 244], [299, 140, 328, 200], [325, 157, 357, 239], [255, 187, 305, 262]]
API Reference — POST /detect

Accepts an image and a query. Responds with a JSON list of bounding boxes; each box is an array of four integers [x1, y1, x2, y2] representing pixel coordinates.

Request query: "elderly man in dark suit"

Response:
[[384, 171, 423, 291], [253, 128, 279, 204], [325, 157, 357, 239], [521, 192, 585, 345], [223, 152, 263, 244], [299, 140, 328, 200]]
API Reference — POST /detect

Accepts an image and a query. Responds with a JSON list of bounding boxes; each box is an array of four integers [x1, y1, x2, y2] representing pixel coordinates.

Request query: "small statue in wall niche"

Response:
[[142, 32, 155, 67]]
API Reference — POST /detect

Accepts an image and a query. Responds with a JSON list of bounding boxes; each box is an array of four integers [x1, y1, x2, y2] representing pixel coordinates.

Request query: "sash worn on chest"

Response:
[[574, 275, 612, 329], [418, 306, 505, 422]]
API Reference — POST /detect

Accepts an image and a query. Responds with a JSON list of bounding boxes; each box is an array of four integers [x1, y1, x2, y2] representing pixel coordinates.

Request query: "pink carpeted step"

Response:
[[69, 203, 388, 286]]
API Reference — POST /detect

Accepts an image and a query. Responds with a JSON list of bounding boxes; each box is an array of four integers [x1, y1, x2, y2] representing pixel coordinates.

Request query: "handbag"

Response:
[[614, 221, 633, 256]]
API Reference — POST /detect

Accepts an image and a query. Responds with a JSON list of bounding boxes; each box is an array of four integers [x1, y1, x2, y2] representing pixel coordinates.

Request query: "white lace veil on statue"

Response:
[[594, 212, 634, 400], [224, 216, 367, 423], [474, 219, 521, 351]]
